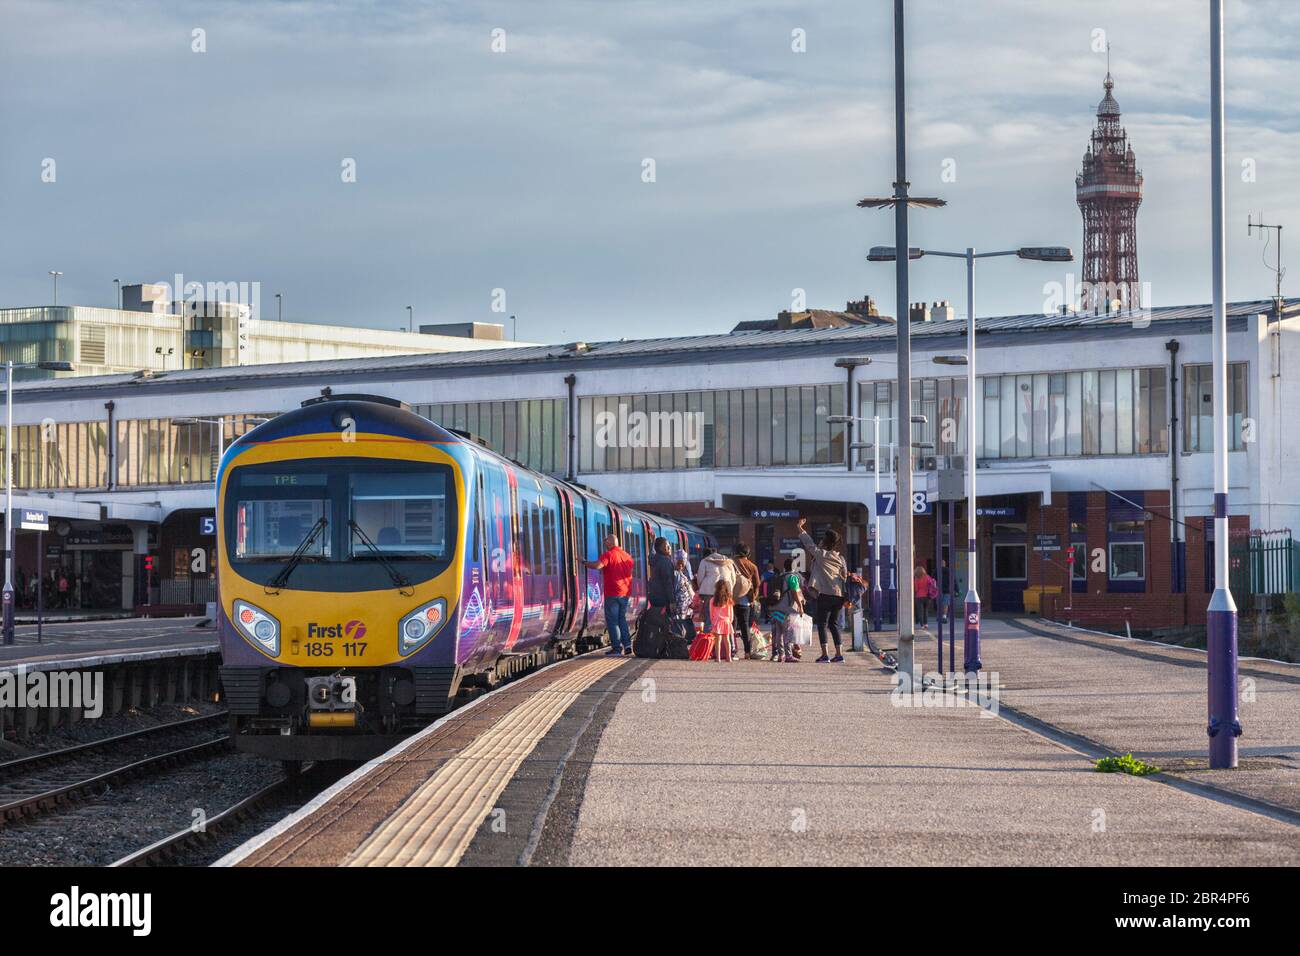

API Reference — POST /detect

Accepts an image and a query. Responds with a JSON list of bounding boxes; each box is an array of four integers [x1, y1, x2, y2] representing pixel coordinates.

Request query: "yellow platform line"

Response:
[[344, 656, 626, 867]]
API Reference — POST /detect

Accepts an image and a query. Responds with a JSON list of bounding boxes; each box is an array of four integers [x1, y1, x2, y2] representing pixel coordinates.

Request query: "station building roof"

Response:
[[16, 297, 1296, 402]]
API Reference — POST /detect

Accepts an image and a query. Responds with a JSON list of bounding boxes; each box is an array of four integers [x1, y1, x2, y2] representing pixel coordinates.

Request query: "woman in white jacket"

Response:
[[695, 549, 738, 602]]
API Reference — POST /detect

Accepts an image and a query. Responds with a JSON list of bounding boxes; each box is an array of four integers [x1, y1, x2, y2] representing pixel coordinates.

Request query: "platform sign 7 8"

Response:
[[876, 491, 931, 517]]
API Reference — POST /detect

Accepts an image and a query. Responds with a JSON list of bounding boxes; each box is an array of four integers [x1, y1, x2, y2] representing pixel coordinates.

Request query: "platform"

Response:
[[217, 618, 1300, 867], [0, 616, 216, 672]]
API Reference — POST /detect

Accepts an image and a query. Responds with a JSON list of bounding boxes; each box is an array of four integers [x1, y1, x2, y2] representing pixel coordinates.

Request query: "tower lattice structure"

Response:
[[1076, 72, 1143, 309]]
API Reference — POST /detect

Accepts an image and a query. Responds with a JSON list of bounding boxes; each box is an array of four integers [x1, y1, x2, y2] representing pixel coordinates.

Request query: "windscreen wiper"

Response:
[[267, 516, 328, 592], [349, 520, 414, 594]]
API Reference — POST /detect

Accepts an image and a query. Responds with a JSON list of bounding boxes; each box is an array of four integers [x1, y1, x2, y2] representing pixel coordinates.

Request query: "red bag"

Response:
[[689, 633, 716, 661]]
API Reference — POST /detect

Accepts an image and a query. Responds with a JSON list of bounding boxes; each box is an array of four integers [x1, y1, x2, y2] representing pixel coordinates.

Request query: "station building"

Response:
[[6, 296, 1298, 632]]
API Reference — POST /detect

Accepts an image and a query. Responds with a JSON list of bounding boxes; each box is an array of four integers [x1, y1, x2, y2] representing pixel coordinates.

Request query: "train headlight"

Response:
[[232, 599, 280, 656], [398, 598, 447, 656]]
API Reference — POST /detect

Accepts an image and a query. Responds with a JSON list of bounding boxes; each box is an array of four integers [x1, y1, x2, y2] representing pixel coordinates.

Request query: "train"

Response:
[[215, 394, 713, 763]]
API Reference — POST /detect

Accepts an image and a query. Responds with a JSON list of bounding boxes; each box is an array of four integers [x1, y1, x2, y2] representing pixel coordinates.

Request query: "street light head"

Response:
[[910, 415, 928, 425], [833, 356, 873, 369], [933, 355, 969, 366], [36, 361, 74, 372], [866, 246, 924, 262], [826, 415, 852, 424], [1017, 246, 1074, 262]]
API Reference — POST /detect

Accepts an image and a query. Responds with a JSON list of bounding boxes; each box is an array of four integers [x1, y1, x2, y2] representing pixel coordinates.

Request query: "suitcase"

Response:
[[688, 633, 716, 661], [665, 632, 691, 660]]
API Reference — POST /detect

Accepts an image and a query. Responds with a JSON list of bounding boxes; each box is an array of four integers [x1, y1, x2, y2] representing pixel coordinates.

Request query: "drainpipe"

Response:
[[1166, 339, 1180, 600], [564, 374, 577, 481], [104, 400, 116, 490], [834, 357, 871, 471]]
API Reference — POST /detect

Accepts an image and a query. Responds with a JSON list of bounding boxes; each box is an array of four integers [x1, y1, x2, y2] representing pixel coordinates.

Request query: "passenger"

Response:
[[673, 548, 697, 642], [768, 557, 804, 663], [732, 544, 761, 659], [709, 580, 735, 662], [936, 558, 952, 625], [796, 517, 848, 663], [585, 534, 634, 656], [647, 536, 678, 627], [695, 547, 737, 606], [913, 565, 936, 629]]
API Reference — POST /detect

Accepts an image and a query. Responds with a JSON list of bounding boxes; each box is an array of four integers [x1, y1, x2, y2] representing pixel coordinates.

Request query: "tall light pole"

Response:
[[406, 305, 414, 333], [48, 271, 63, 306], [855, 0, 947, 690], [1207, 0, 1239, 769], [3, 360, 74, 645], [275, 293, 283, 322], [869, 244, 1071, 672]]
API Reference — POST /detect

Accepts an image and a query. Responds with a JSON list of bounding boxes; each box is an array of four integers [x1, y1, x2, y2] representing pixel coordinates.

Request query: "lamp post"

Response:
[[1207, 0, 1239, 769], [48, 271, 63, 307], [406, 306, 414, 333], [866, 243, 1071, 672], [3, 360, 75, 645], [275, 293, 282, 322]]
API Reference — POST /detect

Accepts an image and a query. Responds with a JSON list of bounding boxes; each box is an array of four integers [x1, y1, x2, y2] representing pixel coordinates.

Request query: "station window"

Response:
[[993, 544, 1027, 581], [1183, 362, 1248, 452]]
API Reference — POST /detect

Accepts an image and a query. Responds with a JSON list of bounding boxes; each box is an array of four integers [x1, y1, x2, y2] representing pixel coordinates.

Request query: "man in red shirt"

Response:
[[586, 534, 634, 655]]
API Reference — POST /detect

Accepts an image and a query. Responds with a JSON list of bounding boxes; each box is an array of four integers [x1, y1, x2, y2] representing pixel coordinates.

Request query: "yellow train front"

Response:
[[216, 394, 470, 763]]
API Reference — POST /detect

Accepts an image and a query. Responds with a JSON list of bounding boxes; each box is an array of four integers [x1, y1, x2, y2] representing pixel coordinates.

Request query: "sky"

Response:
[[1, 0, 1297, 343]]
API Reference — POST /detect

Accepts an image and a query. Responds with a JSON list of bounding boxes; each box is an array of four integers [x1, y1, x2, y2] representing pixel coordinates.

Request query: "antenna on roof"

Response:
[[1247, 213, 1285, 307]]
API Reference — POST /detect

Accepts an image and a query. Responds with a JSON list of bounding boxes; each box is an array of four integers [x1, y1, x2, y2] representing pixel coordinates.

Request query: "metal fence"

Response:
[[158, 577, 216, 605], [1245, 530, 1297, 596]]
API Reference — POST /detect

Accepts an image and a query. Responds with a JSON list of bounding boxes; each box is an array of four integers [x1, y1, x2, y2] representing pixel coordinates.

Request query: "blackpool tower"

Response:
[[1076, 71, 1143, 309]]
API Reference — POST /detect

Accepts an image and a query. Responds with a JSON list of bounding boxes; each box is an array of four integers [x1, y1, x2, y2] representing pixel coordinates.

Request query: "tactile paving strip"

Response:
[[344, 656, 624, 867]]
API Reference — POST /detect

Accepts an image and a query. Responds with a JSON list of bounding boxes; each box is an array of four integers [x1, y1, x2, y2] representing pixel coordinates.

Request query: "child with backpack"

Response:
[[709, 580, 736, 662], [768, 558, 804, 663]]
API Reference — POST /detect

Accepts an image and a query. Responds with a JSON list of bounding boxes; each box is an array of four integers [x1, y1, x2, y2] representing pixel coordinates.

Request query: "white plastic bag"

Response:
[[789, 612, 814, 646]]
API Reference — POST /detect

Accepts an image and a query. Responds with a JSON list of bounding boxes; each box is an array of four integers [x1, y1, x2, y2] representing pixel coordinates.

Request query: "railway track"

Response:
[[0, 713, 231, 827], [112, 762, 343, 867]]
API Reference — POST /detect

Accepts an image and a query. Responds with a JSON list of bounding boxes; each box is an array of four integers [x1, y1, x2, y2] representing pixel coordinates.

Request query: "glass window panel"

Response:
[[1149, 367, 1167, 453], [1136, 369, 1150, 454], [1116, 369, 1134, 454], [770, 387, 787, 466], [829, 383, 845, 465], [1033, 373, 1049, 457], [1099, 370, 1117, 455], [743, 389, 758, 467], [800, 386, 816, 464], [786, 388, 801, 465], [983, 376, 1000, 460], [1082, 370, 1099, 455], [757, 389, 772, 466], [1000, 376, 1017, 459], [1049, 373, 1067, 456], [1013, 376, 1030, 458], [729, 389, 744, 468]]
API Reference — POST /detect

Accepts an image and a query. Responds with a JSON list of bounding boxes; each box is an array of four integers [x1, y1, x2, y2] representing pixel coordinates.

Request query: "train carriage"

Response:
[[216, 394, 711, 762]]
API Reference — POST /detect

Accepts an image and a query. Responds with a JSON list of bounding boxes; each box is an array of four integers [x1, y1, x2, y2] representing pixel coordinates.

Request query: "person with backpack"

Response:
[[796, 517, 848, 663], [768, 557, 805, 663], [731, 544, 760, 659]]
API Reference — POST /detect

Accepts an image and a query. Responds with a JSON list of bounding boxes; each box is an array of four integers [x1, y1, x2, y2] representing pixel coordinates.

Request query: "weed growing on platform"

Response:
[[1094, 753, 1160, 776]]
